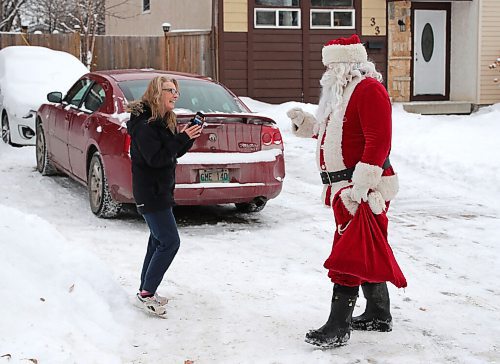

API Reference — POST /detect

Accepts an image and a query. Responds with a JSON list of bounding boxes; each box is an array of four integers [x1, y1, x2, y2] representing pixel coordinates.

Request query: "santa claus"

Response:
[[287, 34, 406, 348]]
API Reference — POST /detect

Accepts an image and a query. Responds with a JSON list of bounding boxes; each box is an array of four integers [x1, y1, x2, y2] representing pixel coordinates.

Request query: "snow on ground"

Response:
[[0, 100, 499, 363]]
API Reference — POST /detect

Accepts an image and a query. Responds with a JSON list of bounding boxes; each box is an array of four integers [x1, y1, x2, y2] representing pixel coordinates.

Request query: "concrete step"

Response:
[[402, 101, 473, 115]]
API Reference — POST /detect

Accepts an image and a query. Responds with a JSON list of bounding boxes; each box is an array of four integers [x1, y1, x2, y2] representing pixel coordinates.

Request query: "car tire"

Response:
[[1, 113, 23, 147], [1, 113, 9, 144], [36, 123, 58, 175], [88, 151, 122, 218], [235, 198, 267, 213]]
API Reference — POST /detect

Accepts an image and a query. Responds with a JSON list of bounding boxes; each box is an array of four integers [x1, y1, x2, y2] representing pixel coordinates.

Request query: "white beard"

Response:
[[316, 62, 382, 125], [316, 64, 356, 124]]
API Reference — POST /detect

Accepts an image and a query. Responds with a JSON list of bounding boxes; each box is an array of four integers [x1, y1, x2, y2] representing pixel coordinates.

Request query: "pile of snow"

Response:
[[0, 46, 88, 116], [0, 205, 134, 363]]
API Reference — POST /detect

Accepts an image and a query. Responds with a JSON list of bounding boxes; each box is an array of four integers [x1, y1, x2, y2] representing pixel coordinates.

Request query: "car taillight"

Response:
[[261, 125, 283, 150], [123, 134, 131, 156]]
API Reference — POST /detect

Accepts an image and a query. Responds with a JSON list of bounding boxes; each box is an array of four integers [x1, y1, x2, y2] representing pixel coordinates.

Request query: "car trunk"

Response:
[[175, 114, 283, 186], [177, 114, 274, 153]]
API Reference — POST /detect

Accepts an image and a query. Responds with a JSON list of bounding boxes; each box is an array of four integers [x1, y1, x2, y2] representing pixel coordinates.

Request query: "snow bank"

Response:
[[0, 205, 133, 363]]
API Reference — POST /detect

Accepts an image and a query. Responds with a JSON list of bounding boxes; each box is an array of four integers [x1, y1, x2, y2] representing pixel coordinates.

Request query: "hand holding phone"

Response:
[[189, 111, 205, 128]]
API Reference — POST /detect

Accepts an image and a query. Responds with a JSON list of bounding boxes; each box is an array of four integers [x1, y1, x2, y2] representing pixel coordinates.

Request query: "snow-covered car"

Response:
[[35, 69, 285, 217], [0, 46, 88, 146]]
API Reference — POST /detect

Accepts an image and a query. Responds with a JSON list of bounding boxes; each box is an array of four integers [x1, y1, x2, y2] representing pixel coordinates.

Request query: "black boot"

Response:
[[305, 285, 358, 348], [352, 282, 392, 332]]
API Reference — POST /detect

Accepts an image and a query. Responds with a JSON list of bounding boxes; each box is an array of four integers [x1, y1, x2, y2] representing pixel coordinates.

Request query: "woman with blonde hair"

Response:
[[127, 75, 201, 316]]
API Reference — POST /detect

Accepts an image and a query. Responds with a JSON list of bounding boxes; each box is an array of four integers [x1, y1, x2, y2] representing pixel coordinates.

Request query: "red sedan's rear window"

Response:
[[118, 79, 246, 114]]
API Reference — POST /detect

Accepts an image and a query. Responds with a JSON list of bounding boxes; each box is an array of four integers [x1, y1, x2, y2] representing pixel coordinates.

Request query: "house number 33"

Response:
[[370, 17, 381, 35]]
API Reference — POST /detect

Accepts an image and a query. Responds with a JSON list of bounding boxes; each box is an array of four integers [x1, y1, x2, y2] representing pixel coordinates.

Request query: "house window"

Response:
[[256, 0, 299, 5], [311, 0, 352, 6], [143, 0, 150, 12], [255, 9, 301, 28], [310, 0, 354, 29], [254, 1, 300, 28]]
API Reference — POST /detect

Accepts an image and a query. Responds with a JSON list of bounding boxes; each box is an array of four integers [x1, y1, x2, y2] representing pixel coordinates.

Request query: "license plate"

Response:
[[199, 168, 229, 183]]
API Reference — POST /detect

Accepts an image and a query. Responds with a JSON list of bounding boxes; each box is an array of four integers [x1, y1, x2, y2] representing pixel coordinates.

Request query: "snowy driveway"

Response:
[[1, 102, 499, 363]]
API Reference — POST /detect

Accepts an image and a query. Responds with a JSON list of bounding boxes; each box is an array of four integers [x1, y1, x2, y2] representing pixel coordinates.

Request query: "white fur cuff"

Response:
[[352, 162, 383, 189]]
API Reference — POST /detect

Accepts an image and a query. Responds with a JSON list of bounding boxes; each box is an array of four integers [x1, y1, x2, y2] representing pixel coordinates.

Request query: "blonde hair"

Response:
[[127, 75, 179, 132]]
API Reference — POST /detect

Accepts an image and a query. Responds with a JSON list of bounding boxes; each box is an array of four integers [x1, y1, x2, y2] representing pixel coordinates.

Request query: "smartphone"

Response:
[[189, 111, 205, 128]]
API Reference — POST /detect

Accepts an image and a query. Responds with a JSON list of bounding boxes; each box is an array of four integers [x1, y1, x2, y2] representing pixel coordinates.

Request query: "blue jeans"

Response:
[[140, 207, 180, 294]]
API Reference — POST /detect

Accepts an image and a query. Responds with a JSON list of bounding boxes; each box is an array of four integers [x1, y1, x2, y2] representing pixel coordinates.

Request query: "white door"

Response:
[[413, 10, 447, 96]]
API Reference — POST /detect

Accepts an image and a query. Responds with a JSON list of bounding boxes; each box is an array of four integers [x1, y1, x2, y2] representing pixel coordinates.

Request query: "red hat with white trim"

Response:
[[322, 34, 368, 66]]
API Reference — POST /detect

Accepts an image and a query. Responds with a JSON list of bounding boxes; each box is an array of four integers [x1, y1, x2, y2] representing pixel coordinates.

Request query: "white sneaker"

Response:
[[153, 292, 168, 306], [136, 293, 167, 317]]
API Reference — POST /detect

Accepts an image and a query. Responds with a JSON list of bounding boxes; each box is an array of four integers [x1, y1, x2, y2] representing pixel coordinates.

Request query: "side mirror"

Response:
[[47, 91, 63, 103]]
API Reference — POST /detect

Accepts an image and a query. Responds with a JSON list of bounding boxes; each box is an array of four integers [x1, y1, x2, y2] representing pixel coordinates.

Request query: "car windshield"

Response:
[[118, 79, 246, 114]]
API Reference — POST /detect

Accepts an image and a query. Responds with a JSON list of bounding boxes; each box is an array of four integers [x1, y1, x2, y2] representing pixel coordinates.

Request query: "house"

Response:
[[388, 0, 500, 113], [217, 0, 388, 104], [105, 0, 500, 109], [106, 0, 388, 104], [105, 0, 212, 35]]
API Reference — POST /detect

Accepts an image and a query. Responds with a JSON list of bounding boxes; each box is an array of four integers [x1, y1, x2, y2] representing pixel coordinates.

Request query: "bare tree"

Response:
[[23, 0, 76, 33], [66, 0, 105, 67], [0, 0, 26, 31], [21, 0, 129, 67]]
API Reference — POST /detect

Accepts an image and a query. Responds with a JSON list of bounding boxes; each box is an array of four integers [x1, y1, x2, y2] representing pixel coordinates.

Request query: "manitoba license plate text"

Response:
[[199, 169, 229, 183]]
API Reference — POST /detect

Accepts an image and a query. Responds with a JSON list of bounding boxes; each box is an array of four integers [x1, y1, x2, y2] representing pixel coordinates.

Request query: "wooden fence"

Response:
[[0, 31, 215, 78], [0, 32, 80, 57]]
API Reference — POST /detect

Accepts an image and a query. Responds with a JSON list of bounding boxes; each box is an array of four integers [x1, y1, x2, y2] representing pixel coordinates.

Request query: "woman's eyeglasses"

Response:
[[162, 88, 180, 96]]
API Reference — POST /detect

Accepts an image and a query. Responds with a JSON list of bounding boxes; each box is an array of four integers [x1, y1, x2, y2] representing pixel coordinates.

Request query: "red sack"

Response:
[[324, 190, 407, 288]]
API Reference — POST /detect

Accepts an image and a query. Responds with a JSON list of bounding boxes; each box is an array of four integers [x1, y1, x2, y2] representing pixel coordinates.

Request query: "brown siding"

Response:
[[251, 30, 303, 103], [219, 32, 248, 96], [217, 0, 388, 104]]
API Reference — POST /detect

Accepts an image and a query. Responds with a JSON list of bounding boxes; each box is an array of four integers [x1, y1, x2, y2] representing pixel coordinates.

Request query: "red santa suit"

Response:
[[287, 35, 406, 288], [316, 76, 399, 210]]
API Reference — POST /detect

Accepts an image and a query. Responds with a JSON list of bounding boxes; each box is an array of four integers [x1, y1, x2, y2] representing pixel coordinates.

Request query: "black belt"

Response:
[[320, 157, 391, 185]]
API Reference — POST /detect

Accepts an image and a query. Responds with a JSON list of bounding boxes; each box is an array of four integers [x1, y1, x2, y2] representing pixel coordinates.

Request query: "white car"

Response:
[[0, 46, 88, 146]]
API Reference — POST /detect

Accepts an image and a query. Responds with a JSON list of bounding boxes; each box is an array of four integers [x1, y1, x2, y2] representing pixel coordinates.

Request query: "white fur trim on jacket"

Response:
[[316, 76, 364, 173], [322, 43, 368, 66], [352, 162, 383, 189], [376, 174, 399, 201], [324, 180, 350, 208], [287, 107, 319, 138]]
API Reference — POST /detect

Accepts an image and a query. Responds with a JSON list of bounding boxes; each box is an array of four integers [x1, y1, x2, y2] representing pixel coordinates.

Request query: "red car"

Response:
[[35, 69, 285, 218]]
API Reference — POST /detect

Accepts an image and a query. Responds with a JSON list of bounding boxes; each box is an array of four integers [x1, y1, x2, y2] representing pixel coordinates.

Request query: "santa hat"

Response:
[[322, 34, 368, 66]]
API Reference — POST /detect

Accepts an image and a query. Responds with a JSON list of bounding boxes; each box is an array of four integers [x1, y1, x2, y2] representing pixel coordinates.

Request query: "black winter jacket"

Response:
[[127, 104, 193, 214]]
